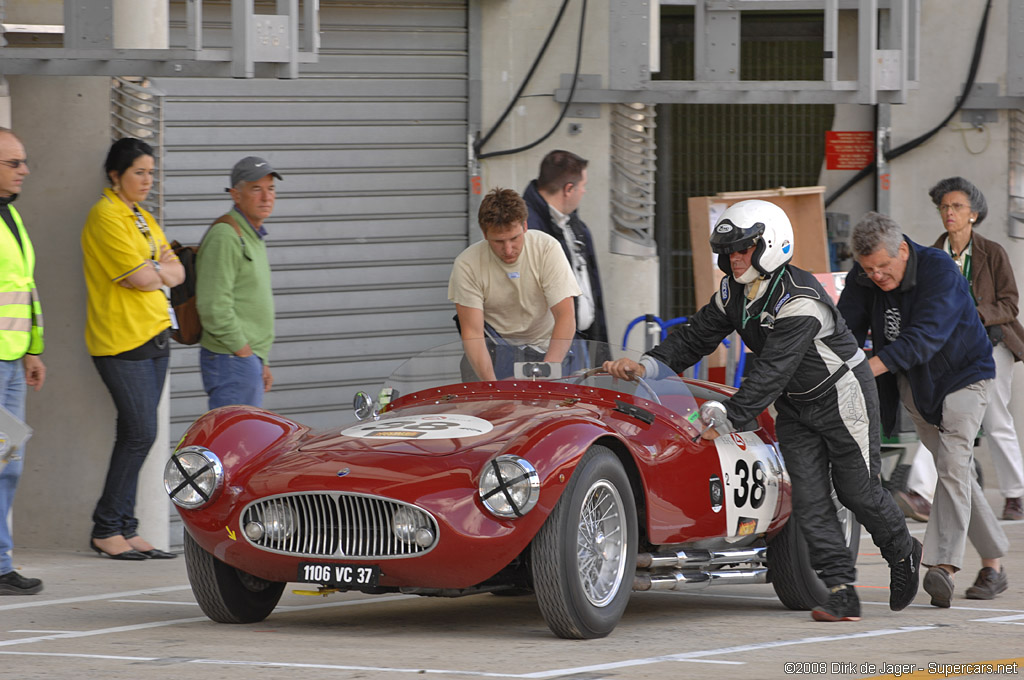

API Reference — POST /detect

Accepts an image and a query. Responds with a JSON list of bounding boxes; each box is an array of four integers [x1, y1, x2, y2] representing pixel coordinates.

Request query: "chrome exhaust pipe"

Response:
[[636, 546, 766, 570], [633, 566, 769, 592]]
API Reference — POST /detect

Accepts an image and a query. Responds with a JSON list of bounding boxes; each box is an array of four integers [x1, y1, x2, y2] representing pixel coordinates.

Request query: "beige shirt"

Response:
[[448, 229, 581, 342]]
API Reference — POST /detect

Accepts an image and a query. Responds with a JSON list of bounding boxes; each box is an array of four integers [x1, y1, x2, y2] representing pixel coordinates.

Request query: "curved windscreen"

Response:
[[379, 339, 701, 422]]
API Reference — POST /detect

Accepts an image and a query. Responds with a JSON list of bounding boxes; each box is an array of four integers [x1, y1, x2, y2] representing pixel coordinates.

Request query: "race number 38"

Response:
[[732, 458, 767, 509], [714, 433, 781, 537]]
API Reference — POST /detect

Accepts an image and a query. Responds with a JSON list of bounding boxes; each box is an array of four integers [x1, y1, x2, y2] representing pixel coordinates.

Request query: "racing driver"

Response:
[[604, 199, 921, 622]]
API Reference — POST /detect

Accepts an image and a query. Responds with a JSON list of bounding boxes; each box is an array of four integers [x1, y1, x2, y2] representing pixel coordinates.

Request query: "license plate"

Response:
[[297, 562, 380, 589]]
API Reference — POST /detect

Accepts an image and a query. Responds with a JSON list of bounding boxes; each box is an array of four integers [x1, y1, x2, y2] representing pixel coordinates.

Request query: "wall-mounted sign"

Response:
[[825, 131, 874, 170]]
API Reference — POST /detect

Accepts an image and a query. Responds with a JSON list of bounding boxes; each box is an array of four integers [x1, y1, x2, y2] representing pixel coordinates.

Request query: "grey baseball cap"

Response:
[[227, 156, 283, 190]]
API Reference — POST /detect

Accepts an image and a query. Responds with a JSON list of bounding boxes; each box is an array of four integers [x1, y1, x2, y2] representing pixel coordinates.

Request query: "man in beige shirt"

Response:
[[448, 187, 580, 381]]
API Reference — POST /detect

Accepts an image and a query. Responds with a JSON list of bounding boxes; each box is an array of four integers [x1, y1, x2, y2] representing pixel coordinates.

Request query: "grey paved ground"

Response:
[[1, 492, 1022, 680]]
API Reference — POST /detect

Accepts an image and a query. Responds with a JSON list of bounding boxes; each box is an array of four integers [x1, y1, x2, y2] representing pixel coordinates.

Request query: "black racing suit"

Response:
[[647, 265, 913, 586]]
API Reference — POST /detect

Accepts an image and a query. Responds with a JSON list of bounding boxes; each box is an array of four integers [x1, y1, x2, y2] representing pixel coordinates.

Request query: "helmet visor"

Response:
[[709, 219, 765, 255]]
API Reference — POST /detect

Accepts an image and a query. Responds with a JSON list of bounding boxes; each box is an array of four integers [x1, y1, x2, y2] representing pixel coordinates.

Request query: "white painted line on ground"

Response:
[[110, 599, 200, 606], [0, 615, 211, 648], [502, 625, 940, 679], [0, 625, 938, 678], [0, 651, 153, 662], [0, 594, 415, 648], [0, 585, 192, 612], [659, 590, 1024, 613], [971, 613, 1024, 625]]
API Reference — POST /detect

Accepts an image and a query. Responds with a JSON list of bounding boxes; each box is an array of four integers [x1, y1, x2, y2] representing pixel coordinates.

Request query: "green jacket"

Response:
[[195, 208, 274, 364]]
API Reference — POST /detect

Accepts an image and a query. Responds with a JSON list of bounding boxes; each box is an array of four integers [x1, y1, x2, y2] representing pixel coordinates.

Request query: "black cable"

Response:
[[825, 0, 992, 208], [475, 0, 587, 161], [474, 0, 572, 156]]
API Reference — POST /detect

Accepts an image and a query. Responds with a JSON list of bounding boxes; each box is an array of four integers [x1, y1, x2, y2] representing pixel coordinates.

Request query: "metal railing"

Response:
[[622, 314, 746, 388]]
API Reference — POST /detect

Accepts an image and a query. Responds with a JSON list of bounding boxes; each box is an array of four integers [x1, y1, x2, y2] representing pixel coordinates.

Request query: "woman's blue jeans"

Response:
[[91, 354, 168, 540]]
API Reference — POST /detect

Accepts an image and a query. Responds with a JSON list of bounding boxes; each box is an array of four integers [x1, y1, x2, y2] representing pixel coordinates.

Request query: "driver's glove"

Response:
[[699, 400, 735, 434]]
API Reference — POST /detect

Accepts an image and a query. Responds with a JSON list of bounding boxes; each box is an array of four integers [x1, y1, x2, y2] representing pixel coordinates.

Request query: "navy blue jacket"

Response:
[[837, 236, 994, 435], [523, 180, 607, 343]]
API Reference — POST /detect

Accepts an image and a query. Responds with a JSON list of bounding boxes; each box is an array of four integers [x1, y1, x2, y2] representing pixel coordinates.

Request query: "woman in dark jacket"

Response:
[[929, 177, 1024, 523]]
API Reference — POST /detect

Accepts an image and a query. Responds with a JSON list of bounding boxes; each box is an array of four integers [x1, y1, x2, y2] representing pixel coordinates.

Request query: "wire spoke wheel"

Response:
[[531, 446, 637, 639], [576, 480, 627, 607]]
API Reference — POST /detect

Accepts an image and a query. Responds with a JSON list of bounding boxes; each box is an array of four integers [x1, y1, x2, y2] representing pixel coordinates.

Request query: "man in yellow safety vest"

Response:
[[0, 127, 45, 596]]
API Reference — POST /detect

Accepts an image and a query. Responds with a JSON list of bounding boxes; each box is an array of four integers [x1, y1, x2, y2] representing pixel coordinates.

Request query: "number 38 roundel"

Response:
[[714, 432, 785, 539]]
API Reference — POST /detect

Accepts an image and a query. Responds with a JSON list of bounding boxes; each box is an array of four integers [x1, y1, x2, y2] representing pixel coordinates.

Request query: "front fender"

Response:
[[490, 415, 627, 544], [177, 406, 308, 464]]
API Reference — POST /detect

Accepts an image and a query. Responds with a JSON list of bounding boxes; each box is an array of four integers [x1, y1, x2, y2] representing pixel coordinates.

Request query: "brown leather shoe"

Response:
[[894, 489, 931, 522], [965, 567, 1008, 600], [1002, 497, 1023, 521], [923, 567, 955, 608]]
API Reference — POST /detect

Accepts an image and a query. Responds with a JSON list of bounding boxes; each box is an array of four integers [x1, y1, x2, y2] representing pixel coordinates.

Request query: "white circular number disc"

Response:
[[342, 414, 494, 440]]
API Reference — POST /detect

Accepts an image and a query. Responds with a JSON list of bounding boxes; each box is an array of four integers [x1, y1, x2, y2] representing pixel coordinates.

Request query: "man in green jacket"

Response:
[[0, 128, 45, 595], [195, 156, 281, 409]]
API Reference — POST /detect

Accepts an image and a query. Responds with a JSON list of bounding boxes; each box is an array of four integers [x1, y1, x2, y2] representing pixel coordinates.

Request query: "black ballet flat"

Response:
[[90, 539, 148, 561], [139, 548, 177, 560]]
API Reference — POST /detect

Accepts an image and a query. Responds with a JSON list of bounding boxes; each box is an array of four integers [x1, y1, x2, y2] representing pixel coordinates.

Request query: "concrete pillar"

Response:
[[5, 0, 173, 556], [113, 0, 171, 551], [8, 74, 113, 554], [113, 0, 169, 49], [0, 78, 11, 128]]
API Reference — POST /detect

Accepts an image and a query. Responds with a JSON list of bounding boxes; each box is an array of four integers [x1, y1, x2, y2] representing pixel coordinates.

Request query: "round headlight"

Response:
[[257, 502, 297, 541], [164, 446, 223, 509], [479, 455, 540, 518], [391, 506, 435, 547]]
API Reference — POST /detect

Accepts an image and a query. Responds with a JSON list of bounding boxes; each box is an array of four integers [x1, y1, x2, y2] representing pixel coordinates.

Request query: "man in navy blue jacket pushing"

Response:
[[838, 211, 1010, 607]]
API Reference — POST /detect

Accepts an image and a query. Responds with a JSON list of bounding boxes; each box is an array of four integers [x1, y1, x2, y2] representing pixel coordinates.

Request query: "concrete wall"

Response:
[[824, 1, 1024, 473], [474, 0, 659, 351], [6, 0, 171, 555]]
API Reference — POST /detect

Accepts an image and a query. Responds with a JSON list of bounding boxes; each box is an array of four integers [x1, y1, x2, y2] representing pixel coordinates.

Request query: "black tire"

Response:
[[530, 446, 638, 639], [768, 502, 861, 610], [184, 531, 285, 623]]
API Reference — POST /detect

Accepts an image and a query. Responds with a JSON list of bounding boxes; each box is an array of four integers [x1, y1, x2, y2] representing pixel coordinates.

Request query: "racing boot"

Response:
[[889, 538, 922, 611], [811, 584, 861, 622]]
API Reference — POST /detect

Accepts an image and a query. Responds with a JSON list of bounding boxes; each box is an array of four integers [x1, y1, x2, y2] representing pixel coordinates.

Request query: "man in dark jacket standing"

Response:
[[838, 211, 1009, 608], [523, 150, 607, 344]]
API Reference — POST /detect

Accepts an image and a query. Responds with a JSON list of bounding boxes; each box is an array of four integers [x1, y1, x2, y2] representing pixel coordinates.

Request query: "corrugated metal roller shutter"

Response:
[[154, 0, 469, 441]]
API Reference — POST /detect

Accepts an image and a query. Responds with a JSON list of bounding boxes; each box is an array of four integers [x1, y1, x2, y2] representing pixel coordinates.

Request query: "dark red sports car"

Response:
[[165, 339, 858, 639]]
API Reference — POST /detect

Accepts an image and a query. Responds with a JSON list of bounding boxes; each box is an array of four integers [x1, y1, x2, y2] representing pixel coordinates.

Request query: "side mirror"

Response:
[[353, 391, 377, 421]]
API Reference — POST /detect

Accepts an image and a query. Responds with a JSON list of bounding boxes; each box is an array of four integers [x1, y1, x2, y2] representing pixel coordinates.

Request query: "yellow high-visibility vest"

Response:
[[0, 205, 44, 360]]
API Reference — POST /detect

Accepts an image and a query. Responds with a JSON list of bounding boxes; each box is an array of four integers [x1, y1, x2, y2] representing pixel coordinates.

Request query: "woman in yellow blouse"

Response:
[[81, 138, 184, 560]]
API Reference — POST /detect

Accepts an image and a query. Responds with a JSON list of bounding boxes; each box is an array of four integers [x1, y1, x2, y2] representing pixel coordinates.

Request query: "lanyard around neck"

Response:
[[132, 206, 156, 260]]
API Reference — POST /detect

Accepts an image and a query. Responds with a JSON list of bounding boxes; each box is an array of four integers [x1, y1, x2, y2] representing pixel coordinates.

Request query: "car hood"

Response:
[[297, 398, 589, 458]]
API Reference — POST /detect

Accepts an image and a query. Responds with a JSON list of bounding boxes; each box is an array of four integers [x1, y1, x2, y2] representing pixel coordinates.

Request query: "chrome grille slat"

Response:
[[241, 492, 436, 559]]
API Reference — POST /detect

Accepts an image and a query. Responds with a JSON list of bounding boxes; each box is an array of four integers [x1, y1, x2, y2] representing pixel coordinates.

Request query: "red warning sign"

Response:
[[825, 131, 874, 171]]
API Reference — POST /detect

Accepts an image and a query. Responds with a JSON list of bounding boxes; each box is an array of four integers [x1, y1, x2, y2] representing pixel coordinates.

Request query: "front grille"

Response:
[[241, 492, 438, 559]]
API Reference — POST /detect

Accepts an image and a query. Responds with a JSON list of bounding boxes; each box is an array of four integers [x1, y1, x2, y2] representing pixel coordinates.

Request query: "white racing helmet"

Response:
[[710, 199, 794, 284]]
